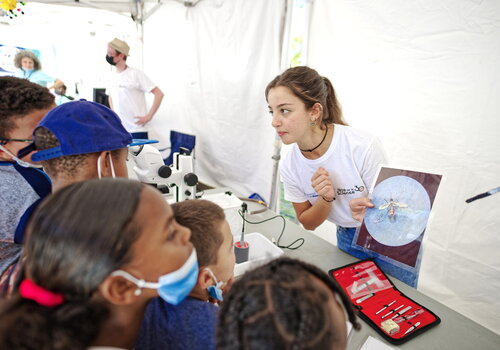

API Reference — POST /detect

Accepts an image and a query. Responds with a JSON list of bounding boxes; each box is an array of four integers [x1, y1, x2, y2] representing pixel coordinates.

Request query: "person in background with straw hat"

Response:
[[105, 38, 164, 140]]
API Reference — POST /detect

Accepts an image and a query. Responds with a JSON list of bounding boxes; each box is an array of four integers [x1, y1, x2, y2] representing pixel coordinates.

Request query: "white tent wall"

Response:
[[0, 3, 137, 98], [2, 0, 284, 201], [142, 0, 284, 201], [309, 0, 500, 334]]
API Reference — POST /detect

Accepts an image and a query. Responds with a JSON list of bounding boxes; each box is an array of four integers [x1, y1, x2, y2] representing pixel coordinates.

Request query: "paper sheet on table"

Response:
[[360, 336, 396, 350]]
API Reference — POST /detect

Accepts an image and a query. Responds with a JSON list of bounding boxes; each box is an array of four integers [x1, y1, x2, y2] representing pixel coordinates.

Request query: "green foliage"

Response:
[[279, 181, 297, 223], [290, 36, 303, 68]]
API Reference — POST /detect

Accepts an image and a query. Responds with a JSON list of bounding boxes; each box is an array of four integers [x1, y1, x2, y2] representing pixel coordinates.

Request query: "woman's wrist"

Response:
[[322, 196, 335, 203]]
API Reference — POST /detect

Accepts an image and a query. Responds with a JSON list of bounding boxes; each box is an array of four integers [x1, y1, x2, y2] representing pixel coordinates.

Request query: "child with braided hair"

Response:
[[0, 178, 196, 349], [217, 257, 360, 350]]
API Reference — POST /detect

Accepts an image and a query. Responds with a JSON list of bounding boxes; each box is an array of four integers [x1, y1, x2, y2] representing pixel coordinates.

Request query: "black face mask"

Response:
[[106, 55, 116, 66]]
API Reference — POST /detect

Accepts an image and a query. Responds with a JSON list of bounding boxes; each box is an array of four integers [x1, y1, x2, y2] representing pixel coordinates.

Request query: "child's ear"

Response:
[[97, 151, 113, 177], [197, 268, 214, 289], [98, 274, 139, 306]]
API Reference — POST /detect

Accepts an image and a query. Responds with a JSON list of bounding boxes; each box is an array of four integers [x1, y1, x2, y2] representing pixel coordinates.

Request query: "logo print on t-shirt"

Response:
[[336, 185, 365, 196]]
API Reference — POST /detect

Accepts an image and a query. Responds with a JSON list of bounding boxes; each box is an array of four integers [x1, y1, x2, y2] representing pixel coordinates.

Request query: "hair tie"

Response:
[[19, 279, 65, 307]]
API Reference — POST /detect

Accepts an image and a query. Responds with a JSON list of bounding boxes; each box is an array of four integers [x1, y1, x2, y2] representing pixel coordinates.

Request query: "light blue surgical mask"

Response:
[[111, 249, 198, 305], [0, 144, 41, 168], [205, 267, 224, 301]]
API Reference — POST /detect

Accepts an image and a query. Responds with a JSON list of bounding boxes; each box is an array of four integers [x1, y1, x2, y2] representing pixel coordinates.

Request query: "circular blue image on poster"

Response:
[[364, 176, 431, 247]]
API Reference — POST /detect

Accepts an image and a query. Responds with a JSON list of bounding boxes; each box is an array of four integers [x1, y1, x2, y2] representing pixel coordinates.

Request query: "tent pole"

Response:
[[134, 0, 145, 70], [138, 21, 144, 70], [269, 0, 290, 212], [269, 135, 282, 212]]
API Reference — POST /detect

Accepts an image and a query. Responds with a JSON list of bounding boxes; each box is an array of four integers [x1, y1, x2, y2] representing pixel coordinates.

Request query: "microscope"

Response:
[[129, 144, 198, 202]]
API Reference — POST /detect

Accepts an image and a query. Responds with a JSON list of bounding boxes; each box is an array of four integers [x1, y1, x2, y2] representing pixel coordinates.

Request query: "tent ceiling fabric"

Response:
[[29, 0, 166, 19]]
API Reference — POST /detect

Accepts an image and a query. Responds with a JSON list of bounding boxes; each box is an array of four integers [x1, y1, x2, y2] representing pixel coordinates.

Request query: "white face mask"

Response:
[[97, 152, 116, 179], [0, 144, 41, 168]]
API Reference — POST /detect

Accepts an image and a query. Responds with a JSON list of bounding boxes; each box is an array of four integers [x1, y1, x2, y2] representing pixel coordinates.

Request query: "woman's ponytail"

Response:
[[265, 66, 348, 127], [322, 76, 347, 126]]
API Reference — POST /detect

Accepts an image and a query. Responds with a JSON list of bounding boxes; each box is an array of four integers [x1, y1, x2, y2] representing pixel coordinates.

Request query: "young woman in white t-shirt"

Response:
[[266, 66, 387, 260], [266, 66, 419, 286]]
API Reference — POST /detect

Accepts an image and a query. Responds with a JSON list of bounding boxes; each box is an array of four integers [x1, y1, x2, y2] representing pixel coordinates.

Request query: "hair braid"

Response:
[[218, 257, 360, 350], [0, 179, 145, 349]]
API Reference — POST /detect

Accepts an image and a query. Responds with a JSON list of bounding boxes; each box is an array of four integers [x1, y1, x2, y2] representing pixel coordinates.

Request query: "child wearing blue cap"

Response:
[[136, 199, 236, 350], [13, 99, 156, 244], [0, 77, 54, 285]]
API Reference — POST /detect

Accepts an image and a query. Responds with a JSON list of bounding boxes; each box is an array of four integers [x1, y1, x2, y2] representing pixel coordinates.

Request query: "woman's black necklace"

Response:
[[299, 127, 328, 152]]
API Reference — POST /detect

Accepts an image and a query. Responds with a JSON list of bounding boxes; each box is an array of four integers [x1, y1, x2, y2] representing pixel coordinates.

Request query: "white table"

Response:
[[240, 202, 500, 350]]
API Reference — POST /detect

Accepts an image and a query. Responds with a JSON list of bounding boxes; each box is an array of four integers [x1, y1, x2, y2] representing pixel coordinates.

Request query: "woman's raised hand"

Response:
[[349, 197, 374, 222], [311, 167, 335, 202]]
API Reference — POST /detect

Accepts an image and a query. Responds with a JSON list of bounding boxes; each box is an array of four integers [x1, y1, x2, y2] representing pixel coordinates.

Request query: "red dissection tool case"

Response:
[[329, 260, 440, 345]]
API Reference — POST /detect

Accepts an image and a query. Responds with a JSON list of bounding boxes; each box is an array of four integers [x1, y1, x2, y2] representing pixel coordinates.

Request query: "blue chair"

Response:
[[163, 130, 196, 165]]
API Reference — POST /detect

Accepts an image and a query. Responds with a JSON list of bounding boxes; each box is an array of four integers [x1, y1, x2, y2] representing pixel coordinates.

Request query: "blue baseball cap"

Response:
[[19, 100, 157, 161]]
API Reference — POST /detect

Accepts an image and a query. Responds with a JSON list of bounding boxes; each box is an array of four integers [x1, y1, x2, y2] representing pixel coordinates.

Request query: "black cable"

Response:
[[238, 197, 268, 214], [241, 203, 247, 236], [195, 190, 205, 199], [238, 209, 305, 250]]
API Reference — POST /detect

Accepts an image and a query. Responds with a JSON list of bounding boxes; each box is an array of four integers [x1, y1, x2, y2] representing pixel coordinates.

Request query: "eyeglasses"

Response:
[[0, 138, 33, 146]]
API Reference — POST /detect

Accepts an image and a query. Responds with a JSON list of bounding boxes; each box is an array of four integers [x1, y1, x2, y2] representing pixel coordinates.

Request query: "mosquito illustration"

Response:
[[377, 198, 408, 222]]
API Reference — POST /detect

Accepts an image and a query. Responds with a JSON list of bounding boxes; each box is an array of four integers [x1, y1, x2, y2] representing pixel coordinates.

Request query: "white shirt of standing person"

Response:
[[105, 67, 156, 133], [280, 124, 387, 228]]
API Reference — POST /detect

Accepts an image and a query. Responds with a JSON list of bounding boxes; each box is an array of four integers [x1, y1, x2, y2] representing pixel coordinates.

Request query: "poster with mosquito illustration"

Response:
[[354, 167, 442, 270]]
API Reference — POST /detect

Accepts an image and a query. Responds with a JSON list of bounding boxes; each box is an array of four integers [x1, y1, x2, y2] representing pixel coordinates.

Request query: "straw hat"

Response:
[[108, 38, 130, 56]]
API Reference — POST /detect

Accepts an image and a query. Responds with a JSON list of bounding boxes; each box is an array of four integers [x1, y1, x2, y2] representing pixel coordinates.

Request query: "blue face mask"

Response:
[[205, 267, 224, 301], [111, 249, 198, 305]]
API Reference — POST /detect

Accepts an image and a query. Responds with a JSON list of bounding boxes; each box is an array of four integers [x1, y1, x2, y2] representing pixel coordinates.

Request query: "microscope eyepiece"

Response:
[[179, 147, 191, 156]]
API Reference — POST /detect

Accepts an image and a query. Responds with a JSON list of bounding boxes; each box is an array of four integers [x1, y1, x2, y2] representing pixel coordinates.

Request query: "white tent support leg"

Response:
[[268, 0, 290, 211], [269, 134, 282, 212], [269, 0, 314, 211]]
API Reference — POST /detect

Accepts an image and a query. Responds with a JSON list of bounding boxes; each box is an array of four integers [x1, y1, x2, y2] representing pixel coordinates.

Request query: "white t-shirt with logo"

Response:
[[280, 124, 387, 228], [105, 67, 156, 133]]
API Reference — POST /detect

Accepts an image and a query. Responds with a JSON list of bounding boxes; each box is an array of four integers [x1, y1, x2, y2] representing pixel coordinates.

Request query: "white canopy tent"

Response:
[[1, 0, 499, 336], [29, 0, 163, 19], [2, 0, 282, 200]]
